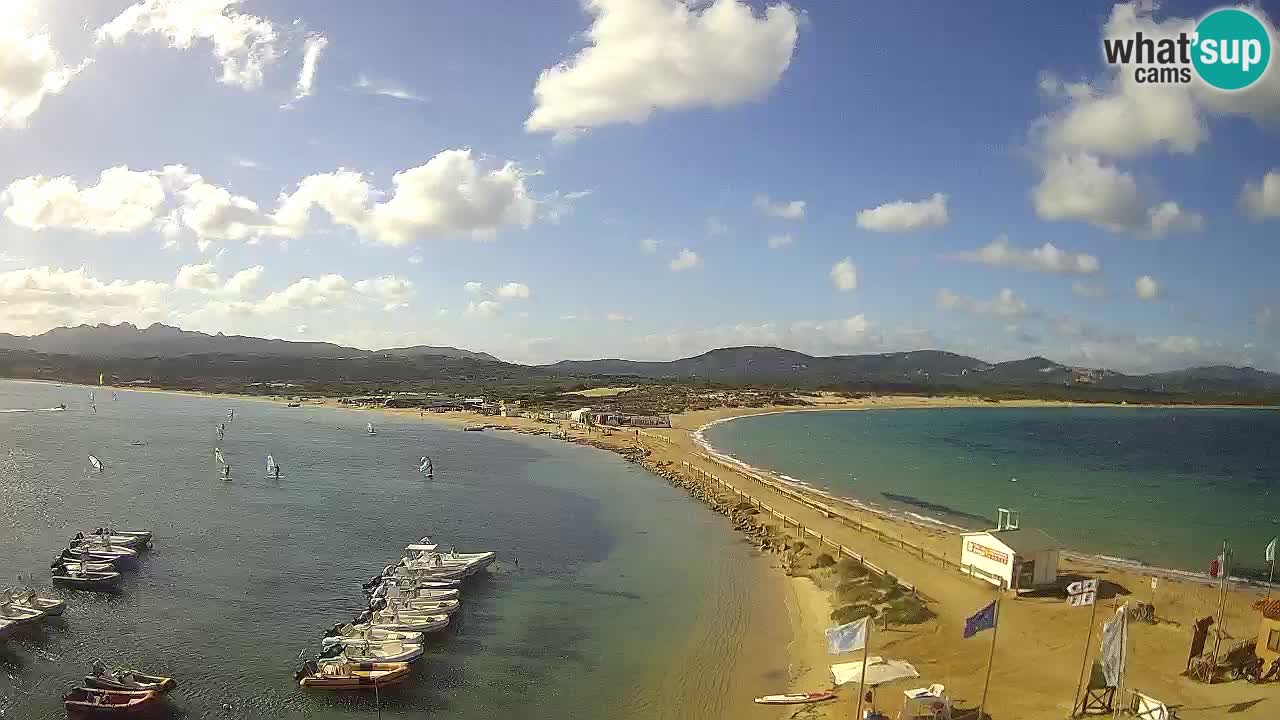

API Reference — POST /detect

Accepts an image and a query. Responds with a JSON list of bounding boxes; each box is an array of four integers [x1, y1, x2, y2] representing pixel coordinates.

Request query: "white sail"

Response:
[[226, 408, 234, 422], [215, 448, 226, 465], [88, 455, 103, 472], [266, 455, 277, 473], [367, 422, 375, 434], [419, 456, 433, 474]]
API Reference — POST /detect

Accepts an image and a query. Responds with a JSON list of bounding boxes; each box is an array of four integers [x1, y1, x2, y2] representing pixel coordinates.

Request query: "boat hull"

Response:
[[53, 571, 121, 591], [85, 672, 177, 693], [298, 661, 410, 690]]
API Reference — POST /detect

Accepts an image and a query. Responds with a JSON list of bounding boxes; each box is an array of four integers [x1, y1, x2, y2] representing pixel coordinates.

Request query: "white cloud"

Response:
[[295, 324, 307, 334], [233, 157, 259, 169], [496, 282, 531, 299], [950, 235, 1099, 275], [1032, 153, 1141, 232], [354, 74, 424, 102], [753, 193, 805, 220], [1149, 335, 1201, 354], [670, 248, 702, 271], [1072, 281, 1105, 299], [222, 265, 263, 295], [0, 265, 168, 333], [767, 233, 793, 249], [275, 149, 537, 245], [353, 274, 413, 311], [606, 312, 630, 322], [525, 0, 800, 136], [466, 300, 501, 318], [1242, 170, 1280, 221], [1135, 274, 1159, 300], [705, 217, 727, 236], [286, 33, 328, 105], [3, 166, 166, 234], [1146, 200, 1203, 236], [407, 254, 422, 265], [936, 288, 1028, 318], [560, 314, 577, 321], [1034, 3, 1280, 160], [166, 165, 272, 242], [830, 257, 857, 291], [0, 17, 92, 128], [856, 192, 948, 232], [97, 0, 283, 91], [464, 281, 484, 294], [640, 237, 662, 254], [254, 274, 350, 313], [174, 262, 263, 296]]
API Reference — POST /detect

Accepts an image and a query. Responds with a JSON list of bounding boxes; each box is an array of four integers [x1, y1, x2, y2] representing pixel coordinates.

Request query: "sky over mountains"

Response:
[[1, 0, 1278, 372]]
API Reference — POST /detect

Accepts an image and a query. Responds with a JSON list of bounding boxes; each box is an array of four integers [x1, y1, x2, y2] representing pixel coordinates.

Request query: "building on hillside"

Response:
[[959, 509, 1059, 590], [589, 413, 671, 428]]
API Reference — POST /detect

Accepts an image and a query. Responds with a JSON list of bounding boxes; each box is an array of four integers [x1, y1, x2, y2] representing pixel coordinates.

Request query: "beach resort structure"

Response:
[[959, 510, 1060, 590], [1253, 598, 1280, 670]]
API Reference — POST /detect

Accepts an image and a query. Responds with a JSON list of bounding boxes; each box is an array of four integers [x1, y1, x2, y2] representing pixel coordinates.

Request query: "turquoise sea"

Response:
[[0, 380, 783, 720], [704, 407, 1280, 577]]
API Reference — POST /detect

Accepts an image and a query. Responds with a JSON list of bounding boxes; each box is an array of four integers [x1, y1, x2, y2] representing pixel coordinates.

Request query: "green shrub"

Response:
[[881, 596, 935, 626], [835, 581, 879, 605], [812, 553, 836, 568], [831, 604, 879, 624], [836, 558, 868, 579]]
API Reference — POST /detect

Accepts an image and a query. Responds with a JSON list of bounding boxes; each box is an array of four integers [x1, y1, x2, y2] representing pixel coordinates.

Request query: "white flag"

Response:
[[1267, 538, 1277, 563], [1100, 603, 1128, 687], [825, 616, 869, 654]]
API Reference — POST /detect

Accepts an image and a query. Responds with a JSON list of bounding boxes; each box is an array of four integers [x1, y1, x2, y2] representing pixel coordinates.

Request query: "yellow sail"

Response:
[[98, 372, 104, 385]]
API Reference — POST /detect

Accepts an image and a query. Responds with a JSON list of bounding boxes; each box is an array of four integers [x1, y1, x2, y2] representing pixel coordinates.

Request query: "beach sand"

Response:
[[125, 388, 1280, 718]]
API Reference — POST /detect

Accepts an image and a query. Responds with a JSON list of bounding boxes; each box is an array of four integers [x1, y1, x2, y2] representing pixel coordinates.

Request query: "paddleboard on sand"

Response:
[[753, 691, 836, 705]]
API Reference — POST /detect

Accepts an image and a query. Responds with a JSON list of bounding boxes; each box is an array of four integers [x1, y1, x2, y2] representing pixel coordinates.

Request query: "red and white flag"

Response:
[[1209, 553, 1224, 578]]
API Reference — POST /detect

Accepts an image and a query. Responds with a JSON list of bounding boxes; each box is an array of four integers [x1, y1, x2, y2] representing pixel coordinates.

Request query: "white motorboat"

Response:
[[319, 638, 423, 663], [357, 607, 450, 634], [66, 542, 137, 567], [6, 590, 65, 617], [77, 531, 148, 549], [371, 582, 459, 602], [324, 622, 424, 645], [98, 528, 153, 545], [381, 562, 468, 582], [372, 597, 460, 616], [409, 538, 497, 574]]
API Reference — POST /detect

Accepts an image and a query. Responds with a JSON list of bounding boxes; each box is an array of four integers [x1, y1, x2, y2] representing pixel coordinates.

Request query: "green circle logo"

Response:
[[1193, 8, 1271, 91]]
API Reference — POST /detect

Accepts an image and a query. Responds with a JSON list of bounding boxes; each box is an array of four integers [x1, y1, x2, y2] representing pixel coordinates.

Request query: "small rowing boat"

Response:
[[63, 687, 159, 714], [296, 659, 410, 690], [753, 691, 837, 705], [52, 568, 121, 591], [5, 590, 64, 617], [85, 665, 177, 693]]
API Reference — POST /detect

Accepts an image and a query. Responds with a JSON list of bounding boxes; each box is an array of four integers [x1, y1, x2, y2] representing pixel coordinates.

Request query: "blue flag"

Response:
[[963, 600, 997, 638], [825, 616, 869, 654]]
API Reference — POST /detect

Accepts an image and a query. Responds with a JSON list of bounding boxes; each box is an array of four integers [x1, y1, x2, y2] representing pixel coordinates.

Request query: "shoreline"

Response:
[[73, 386, 1280, 717]]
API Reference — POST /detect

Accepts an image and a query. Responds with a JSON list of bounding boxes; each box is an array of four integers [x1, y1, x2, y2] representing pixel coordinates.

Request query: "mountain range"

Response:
[[1, 323, 1278, 397]]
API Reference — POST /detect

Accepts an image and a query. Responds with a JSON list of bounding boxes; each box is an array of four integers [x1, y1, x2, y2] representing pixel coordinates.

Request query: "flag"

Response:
[[1209, 554, 1223, 578], [825, 617, 869, 654], [1100, 603, 1128, 687], [1267, 538, 1277, 564], [963, 600, 997, 639]]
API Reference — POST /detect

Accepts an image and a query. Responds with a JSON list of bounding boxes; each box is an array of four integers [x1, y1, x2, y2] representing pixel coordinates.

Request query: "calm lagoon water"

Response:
[[705, 407, 1280, 575], [0, 380, 779, 719]]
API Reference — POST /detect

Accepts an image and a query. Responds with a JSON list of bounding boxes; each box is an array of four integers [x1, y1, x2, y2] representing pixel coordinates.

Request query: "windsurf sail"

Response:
[[419, 456, 433, 474], [226, 408, 235, 422], [88, 455, 103, 472], [266, 455, 277, 474], [367, 422, 375, 434], [214, 448, 226, 465], [88, 391, 96, 412]]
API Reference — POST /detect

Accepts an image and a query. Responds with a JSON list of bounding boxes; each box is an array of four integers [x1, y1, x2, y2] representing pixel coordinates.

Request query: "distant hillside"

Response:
[[0, 323, 494, 362]]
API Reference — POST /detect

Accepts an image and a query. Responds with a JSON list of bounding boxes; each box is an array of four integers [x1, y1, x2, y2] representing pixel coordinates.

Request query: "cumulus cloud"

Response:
[[3, 166, 166, 234], [767, 233, 793, 249], [606, 312, 630, 322], [856, 192, 948, 232], [830, 257, 857, 292], [0, 15, 92, 128], [466, 300, 501, 318], [495, 282, 531, 299], [1242, 170, 1280, 221], [0, 265, 168, 333], [670, 248, 702, 271], [640, 237, 662, 254], [937, 288, 1029, 318], [174, 262, 263, 296], [286, 33, 328, 105], [525, 0, 799, 137], [96, 0, 284, 91], [950, 235, 1099, 275], [753, 193, 805, 220], [1072, 281, 1106, 299], [1146, 200, 1203, 236], [353, 74, 424, 102], [464, 281, 484, 294], [353, 274, 413, 310], [1034, 3, 1280, 160], [1135, 274, 1159, 300], [1033, 153, 1142, 232]]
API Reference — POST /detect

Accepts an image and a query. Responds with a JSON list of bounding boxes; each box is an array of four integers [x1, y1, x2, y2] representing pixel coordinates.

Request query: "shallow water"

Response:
[[0, 380, 782, 719], [705, 407, 1280, 575]]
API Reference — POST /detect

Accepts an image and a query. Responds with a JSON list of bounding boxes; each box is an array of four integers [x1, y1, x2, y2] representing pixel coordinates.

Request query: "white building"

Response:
[[960, 511, 1059, 590], [568, 407, 592, 423]]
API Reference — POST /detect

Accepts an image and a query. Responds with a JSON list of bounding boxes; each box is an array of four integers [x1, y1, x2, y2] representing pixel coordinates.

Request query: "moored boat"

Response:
[[371, 582, 459, 602], [324, 622, 424, 644], [355, 607, 450, 634], [85, 666, 177, 693], [319, 638, 424, 663], [295, 659, 409, 690], [73, 531, 148, 550], [52, 568, 121, 591], [371, 597, 460, 616], [0, 596, 44, 625], [753, 691, 837, 705], [63, 687, 159, 714], [7, 590, 65, 617]]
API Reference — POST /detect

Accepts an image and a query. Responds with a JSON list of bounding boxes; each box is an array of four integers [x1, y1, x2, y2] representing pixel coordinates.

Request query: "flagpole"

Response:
[[1267, 538, 1276, 600], [854, 620, 871, 720], [977, 592, 1001, 720], [1072, 593, 1099, 717]]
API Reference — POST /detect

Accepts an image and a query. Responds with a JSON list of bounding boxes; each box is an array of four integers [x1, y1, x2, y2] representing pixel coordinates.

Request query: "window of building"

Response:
[[1268, 628, 1280, 653]]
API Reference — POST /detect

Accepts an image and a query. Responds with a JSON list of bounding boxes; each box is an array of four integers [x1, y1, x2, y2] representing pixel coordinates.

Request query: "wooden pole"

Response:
[[1072, 593, 1099, 717], [854, 620, 871, 720], [977, 594, 1001, 720]]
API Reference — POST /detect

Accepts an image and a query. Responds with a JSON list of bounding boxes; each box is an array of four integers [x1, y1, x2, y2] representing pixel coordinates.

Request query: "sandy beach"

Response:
[[124, 388, 1280, 718]]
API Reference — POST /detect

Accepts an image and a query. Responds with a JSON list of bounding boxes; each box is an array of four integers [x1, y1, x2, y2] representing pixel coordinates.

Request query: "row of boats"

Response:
[[51, 528, 153, 590], [63, 664, 178, 715], [295, 537, 497, 689]]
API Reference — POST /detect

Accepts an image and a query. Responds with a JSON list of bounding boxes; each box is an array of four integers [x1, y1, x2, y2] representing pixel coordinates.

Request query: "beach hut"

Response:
[[1252, 598, 1280, 670], [960, 511, 1060, 590]]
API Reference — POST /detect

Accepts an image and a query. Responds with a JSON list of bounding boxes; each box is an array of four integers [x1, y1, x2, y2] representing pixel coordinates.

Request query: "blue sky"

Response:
[[1, 0, 1278, 371]]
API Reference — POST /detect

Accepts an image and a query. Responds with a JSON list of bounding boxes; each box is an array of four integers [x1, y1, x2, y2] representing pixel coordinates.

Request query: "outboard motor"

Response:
[[362, 574, 384, 590], [354, 609, 373, 624], [323, 622, 345, 638], [368, 598, 387, 612]]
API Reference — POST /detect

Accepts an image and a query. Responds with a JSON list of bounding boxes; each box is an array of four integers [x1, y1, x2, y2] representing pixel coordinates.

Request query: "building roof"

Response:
[[965, 527, 1060, 555], [1255, 598, 1280, 621]]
